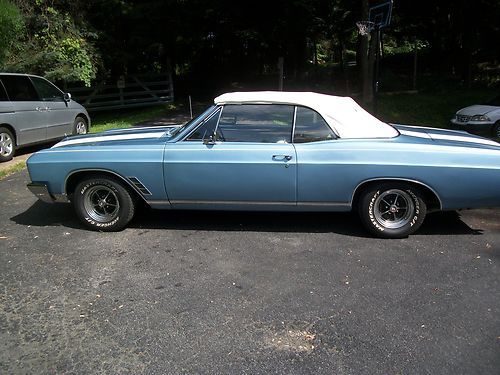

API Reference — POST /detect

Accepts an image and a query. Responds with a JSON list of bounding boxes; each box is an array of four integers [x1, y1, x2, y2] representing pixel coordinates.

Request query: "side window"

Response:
[[217, 104, 294, 143], [30, 77, 63, 101], [0, 76, 39, 101], [293, 106, 335, 143], [0, 81, 8, 101], [187, 109, 221, 141]]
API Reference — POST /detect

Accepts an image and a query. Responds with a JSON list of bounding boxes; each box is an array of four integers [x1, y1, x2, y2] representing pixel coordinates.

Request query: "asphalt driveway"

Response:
[[1, 169, 499, 374]]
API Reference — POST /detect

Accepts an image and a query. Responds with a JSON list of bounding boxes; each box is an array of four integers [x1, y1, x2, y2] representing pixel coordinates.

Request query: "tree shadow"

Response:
[[11, 202, 484, 237]]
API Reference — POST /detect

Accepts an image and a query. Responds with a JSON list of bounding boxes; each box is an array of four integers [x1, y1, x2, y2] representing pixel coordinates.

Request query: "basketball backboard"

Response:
[[369, 0, 393, 29]]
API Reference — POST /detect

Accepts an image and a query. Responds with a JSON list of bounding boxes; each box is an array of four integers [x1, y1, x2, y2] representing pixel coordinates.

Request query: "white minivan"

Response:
[[0, 73, 90, 162]]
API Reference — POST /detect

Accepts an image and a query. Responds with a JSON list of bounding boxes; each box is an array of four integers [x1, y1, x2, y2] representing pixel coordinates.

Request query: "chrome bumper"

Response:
[[27, 183, 68, 203]]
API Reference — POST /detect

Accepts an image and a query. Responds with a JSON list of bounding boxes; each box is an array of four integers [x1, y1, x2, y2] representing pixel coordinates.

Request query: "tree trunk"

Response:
[[360, 0, 373, 107]]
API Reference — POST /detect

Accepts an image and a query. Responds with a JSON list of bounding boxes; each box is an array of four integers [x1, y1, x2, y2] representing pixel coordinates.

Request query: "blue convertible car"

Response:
[[27, 91, 500, 238]]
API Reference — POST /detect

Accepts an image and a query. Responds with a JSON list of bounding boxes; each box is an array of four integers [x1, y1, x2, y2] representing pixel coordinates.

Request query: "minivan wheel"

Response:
[[73, 116, 88, 135], [0, 127, 15, 162]]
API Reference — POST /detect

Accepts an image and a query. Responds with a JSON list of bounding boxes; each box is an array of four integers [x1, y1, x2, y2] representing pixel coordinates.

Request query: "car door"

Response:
[[0, 75, 46, 146], [163, 104, 297, 209], [292, 106, 350, 209], [30, 76, 74, 140]]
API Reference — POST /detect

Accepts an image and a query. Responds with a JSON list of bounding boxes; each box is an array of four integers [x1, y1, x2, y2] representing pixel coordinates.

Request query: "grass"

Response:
[[90, 103, 179, 133], [0, 161, 27, 180], [377, 87, 497, 129]]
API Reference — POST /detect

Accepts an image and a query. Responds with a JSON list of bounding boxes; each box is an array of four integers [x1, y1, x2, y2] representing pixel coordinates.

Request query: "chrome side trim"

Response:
[[351, 178, 443, 209], [170, 200, 296, 206], [127, 177, 152, 195], [166, 200, 350, 208], [64, 168, 150, 204], [297, 202, 351, 207]]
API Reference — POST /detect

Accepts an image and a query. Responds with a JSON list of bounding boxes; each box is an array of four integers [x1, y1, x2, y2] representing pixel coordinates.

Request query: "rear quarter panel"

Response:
[[295, 136, 500, 210]]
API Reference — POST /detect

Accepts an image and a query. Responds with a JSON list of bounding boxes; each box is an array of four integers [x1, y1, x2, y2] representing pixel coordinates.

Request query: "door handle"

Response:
[[272, 155, 292, 161]]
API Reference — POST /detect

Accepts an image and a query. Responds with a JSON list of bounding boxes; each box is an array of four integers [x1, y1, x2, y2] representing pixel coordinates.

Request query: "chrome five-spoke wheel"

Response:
[[359, 182, 427, 238], [373, 189, 414, 229], [74, 176, 136, 231], [83, 185, 120, 223]]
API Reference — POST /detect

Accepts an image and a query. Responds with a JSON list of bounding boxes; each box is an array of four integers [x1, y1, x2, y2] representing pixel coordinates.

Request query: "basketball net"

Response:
[[356, 21, 375, 36]]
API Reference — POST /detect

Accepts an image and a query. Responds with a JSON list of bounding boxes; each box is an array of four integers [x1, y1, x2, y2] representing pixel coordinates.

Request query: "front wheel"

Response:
[[358, 183, 427, 238], [73, 176, 135, 231]]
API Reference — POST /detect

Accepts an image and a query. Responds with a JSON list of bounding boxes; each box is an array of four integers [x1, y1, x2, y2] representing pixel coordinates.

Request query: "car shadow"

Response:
[[11, 202, 483, 237]]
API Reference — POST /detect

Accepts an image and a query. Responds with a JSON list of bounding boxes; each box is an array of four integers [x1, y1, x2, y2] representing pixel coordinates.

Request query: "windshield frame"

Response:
[[169, 105, 218, 140]]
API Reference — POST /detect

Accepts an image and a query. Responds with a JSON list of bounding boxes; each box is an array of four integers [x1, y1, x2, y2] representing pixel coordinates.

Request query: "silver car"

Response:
[[0, 73, 90, 162], [451, 94, 500, 138]]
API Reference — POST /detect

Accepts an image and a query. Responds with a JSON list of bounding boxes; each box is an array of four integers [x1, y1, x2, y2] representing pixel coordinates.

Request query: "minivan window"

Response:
[[0, 81, 8, 101], [1, 76, 39, 101], [31, 77, 63, 101]]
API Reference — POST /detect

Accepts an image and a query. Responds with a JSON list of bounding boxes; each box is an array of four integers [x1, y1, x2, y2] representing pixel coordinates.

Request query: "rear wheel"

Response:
[[73, 176, 135, 231], [0, 127, 15, 162], [358, 183, 427, 238]]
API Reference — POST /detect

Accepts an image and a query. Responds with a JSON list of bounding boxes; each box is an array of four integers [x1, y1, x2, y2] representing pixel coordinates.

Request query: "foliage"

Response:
[[0, 0, 24, 65], [5, 0, 99, 86], [1, 0, 499, 91]]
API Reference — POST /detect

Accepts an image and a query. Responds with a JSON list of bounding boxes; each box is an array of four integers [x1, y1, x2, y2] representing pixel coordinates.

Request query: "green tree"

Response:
[[0, 0, 24, 66], [5, 0, 99, 86]]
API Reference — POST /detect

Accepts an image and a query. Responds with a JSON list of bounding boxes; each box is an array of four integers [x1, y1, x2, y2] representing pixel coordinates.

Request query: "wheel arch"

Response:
[[65, 169, 148, 204], [351, 178, 442, 211], [0, 123, 17, 146], [76, 113, 90, 128]]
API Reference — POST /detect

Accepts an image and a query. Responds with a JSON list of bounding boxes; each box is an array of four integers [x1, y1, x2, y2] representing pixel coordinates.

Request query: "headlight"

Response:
[[471, 114, 491, 121]]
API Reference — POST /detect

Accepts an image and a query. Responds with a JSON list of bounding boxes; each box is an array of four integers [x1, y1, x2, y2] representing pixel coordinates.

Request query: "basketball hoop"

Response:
[[356, 21, 375, 36]]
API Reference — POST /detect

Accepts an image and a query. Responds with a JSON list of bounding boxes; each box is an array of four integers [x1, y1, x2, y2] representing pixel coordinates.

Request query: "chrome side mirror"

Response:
[[63, 92, 72, 102], [203, 134, 216, 145]]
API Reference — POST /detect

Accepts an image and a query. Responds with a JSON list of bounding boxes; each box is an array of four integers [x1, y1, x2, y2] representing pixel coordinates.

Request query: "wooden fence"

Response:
[[66, 73, 174, 111]]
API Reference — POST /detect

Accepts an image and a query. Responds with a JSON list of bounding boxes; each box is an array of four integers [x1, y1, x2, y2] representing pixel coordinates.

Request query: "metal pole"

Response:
[[373, 28, 381, 115], [188, 95, 193, 119]]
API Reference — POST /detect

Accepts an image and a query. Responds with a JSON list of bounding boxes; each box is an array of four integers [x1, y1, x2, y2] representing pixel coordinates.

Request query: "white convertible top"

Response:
[[214, 91, 399, 139]]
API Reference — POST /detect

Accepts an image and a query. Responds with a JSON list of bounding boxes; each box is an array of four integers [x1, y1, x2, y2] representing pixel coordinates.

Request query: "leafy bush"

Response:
[[0, 0, 24, 65], [3, 1, 99, 86]]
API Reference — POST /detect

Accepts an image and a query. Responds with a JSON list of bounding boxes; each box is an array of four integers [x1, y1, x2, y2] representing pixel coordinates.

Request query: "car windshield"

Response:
[[483, 94, 500, 106], [169, 105, 217, 137]]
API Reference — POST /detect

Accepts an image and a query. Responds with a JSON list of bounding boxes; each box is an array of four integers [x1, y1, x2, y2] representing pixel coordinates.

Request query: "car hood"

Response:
[[456, 105, 499, 116], [394, 124, 500, 149], [51, 125, 178, 149]]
